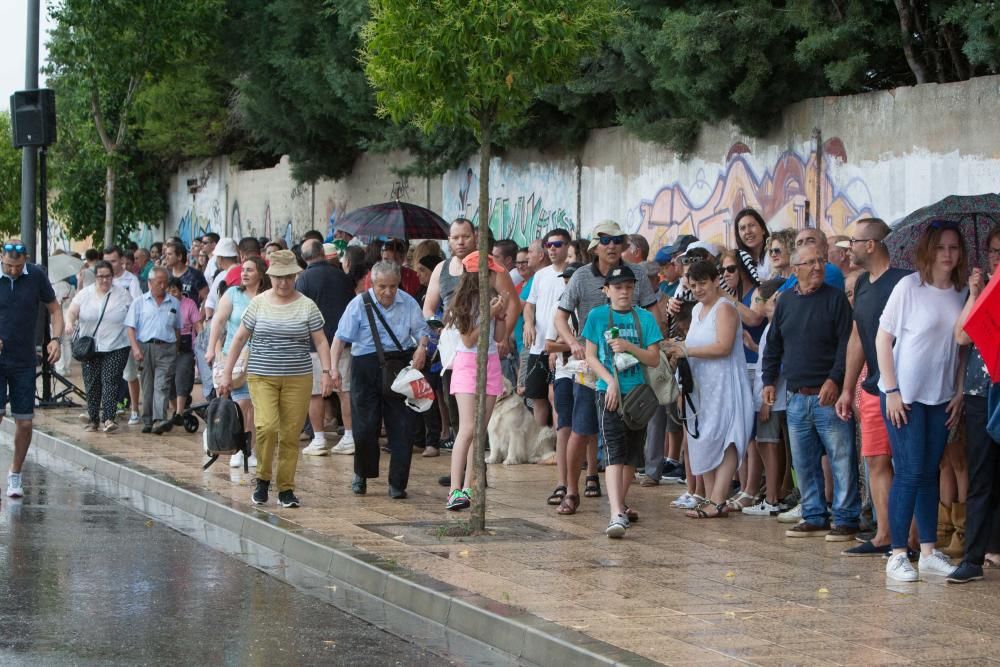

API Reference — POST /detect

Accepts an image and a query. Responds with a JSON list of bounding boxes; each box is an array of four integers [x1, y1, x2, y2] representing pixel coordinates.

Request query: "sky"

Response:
[[1, 0, 54, 112]]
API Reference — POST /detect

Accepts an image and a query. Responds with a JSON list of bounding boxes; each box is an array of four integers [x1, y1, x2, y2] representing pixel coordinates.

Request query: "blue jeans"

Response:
[[881, 396, 948, 549], [786, 393, 860, 528]]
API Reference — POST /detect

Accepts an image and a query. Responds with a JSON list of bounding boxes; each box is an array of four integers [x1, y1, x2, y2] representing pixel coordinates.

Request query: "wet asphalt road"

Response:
[[0, 449, 447, 666]]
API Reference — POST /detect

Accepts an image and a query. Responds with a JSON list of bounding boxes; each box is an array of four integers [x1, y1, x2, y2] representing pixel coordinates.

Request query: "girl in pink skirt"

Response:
[[444, 251, 508, 510]]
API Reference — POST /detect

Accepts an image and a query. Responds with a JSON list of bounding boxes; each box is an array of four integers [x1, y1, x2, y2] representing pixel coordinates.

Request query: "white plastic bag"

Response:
[[390, 364, 436, 412], [437, 326, 460, 371]]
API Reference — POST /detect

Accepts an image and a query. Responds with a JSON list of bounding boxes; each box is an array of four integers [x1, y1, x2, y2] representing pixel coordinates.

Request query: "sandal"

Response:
[[557, 494, 580, 515], [584, 475, 602, 498], [624, 505, 639, 523], [725, 491, 755, 512], [686, 502, 729, 519], [985, 554, 1000, 568], [547, 485, 568, 506]]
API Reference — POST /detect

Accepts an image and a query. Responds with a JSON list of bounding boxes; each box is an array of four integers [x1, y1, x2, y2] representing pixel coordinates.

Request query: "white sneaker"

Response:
[[743, 499, 780, 516], [248, 453, 257, 468], [303, 439, 329, 456], [6, 471, 24, 498], [128, 412, 141, 426], [670, 492, 702, 509], [886, 552, 919, 582], [919, 549, 957, 577], [777, 504, 803, 524], [331, 433, 355, 455], [229, 451, 244, 468], [78, 412, 90, 424]]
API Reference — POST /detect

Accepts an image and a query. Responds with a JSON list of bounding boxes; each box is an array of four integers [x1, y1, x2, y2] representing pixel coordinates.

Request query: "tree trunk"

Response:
[[469, 119, 492, 533], [892, 0, 928, 84], [104, 161, 116, 247]]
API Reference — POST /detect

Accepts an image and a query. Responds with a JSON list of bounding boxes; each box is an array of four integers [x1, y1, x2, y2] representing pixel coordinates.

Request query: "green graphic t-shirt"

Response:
[[582, 305, 662, 395]]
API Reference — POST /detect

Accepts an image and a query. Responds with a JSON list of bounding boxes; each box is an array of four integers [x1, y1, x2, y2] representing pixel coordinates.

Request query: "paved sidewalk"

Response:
[[24, 409, 1000, 665]]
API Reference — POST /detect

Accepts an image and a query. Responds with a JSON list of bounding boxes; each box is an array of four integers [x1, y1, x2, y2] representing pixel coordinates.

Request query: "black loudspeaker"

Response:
[[10, 89, 57, 148]]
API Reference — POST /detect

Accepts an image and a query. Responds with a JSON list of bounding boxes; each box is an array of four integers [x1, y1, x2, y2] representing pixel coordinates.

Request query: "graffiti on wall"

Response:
[[176, 200, 221, 248], [325, 197, 349, 240], [445, 163, 576, 247], [633, 139, 878, 250], [230, 200, 294, 249], [129, 224, 157, 250]]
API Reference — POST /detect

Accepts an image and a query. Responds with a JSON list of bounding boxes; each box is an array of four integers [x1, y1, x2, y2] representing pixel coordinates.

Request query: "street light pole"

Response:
[[20, 0, 40, 261]]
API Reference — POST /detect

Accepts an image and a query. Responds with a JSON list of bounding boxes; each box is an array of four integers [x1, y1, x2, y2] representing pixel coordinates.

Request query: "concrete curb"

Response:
[[3, 420, 658, 667]]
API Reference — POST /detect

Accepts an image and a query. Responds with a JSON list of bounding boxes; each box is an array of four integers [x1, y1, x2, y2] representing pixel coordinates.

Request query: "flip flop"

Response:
[[547, 486, 567, 506], [686, 502, 728, 519], [557, 494, 580, 515]]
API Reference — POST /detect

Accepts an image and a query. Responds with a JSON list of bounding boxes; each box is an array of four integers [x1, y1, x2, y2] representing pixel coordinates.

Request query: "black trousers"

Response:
[[964, 395, 1000, 565], [351, 352, 415, 490]]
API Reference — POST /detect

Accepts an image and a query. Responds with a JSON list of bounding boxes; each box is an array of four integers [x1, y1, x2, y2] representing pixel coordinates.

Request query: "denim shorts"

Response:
[[0, 364, 36, 420], [571, 382, 599, 436], [596, 391, 644, 468], [553, 377, 574, 430]]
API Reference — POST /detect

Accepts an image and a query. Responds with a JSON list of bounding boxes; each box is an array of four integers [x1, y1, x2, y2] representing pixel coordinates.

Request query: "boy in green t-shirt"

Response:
[[582, 265, 663, 538]]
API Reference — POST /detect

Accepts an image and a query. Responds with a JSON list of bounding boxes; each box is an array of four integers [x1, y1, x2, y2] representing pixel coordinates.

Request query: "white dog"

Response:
[[486, 379, 556, 465]]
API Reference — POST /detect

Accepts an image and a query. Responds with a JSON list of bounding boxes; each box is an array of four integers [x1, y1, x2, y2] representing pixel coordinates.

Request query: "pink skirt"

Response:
[[450, 351, 503, 396]]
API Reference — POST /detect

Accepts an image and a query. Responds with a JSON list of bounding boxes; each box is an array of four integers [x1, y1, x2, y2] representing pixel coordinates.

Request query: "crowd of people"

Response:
[[0, 205, 998, 585]]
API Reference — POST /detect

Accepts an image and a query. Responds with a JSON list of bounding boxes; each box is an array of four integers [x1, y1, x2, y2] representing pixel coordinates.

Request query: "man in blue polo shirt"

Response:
[[0, 240, 64, 499]]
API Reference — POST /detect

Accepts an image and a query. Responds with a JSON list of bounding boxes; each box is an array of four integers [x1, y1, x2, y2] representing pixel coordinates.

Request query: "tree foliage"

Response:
[[363, 0, 621, 531], [0, 113, 23, 238], [47, 0, 222, 244]]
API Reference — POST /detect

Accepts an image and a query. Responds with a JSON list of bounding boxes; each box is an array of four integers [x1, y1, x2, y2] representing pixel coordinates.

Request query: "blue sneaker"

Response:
[[446, 489, 470, 511], [946, 561, 984, 584]]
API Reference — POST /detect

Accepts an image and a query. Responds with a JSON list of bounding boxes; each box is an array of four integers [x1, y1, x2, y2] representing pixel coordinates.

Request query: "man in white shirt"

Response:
[[104, 245, 143, 424], [522, 228, 572, 429], [201, 233, 220, 281]]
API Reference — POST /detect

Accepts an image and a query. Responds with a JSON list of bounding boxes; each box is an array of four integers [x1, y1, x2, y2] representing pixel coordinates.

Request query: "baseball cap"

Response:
[[681, 240, 720, 258], [461, 251, 505, 273], [214, 237, 239, 258], [588, 220, 626, 250], [604, 265, 637, 286], [323, 242, 339, 260], [835, 240, 851, 249], [654, 234, 698, 264]]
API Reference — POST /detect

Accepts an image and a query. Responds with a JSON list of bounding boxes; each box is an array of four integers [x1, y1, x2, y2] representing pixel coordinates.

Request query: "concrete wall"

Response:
[[152, 74, 1000, 251], [159, 152, 442, 247]]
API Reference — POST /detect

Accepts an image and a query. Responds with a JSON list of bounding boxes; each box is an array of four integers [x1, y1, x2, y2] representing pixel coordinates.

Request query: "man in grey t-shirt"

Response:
[[552, 220, 661, 513]]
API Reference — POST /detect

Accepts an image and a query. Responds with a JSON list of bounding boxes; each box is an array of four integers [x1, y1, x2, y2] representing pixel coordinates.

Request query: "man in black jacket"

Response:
[[763, 244, 860, 541]]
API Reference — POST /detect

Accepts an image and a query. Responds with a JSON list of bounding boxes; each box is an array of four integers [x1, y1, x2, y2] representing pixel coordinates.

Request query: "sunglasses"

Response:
[[544, 240, 565, 249], [680, 255, 706, 265], [768, 247, 783, 255], [722, 265, 739, 274], [3, 243, 27, 255], [930, 219, 960, 231], [597, 235, 626, 246], [95, 273, 114, 279]]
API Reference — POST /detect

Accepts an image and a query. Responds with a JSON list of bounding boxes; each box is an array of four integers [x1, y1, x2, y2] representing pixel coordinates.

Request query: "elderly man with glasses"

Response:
[[778, 228, 846, 293], [0, 240, 64, 499], [763, 243, 859, 541]]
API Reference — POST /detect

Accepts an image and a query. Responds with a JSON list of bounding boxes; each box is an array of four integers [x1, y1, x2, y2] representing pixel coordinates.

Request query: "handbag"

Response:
[[71, 291, 111, 362], [363, 292, 414, 398], [608, 307, 658, 431], [674, 356, 700, 438]]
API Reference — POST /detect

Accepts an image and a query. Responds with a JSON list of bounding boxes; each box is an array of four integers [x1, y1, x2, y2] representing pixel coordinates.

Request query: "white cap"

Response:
[[682, 240, 719, 257], [214, 237, 239, 258]]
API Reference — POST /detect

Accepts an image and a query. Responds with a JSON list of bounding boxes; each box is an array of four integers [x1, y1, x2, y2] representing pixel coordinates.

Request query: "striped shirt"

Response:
[[242, 294, 325, 376]]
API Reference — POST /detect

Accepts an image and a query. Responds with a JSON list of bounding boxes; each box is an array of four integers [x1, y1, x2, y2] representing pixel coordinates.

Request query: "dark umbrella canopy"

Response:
[[887, 193, 1000, 271], [336, 201, 450, 240]]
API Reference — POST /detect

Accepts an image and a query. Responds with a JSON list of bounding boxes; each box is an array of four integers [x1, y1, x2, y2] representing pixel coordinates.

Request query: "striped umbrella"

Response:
[[335, 200, 450, 240], [887, 193, 1000, 271]]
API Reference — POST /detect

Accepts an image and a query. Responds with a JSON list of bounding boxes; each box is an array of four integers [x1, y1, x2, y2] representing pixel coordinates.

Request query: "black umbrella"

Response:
[[887, 193, 1000, 271], [335, 200, 449, 240]]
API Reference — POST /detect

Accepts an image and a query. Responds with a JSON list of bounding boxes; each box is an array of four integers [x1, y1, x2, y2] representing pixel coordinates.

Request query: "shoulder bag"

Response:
[[71, 291, 111, 362], [609, 307, 658, 431], [363, 292, 414, 398]]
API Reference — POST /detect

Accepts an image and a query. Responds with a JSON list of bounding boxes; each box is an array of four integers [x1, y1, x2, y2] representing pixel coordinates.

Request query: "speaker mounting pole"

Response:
[[19, 0, 40, 260]]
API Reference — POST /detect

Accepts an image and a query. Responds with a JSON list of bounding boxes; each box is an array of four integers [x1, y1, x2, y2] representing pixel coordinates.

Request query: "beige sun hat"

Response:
[[587, 220, 626, 250], [265, 249, 301, 277]]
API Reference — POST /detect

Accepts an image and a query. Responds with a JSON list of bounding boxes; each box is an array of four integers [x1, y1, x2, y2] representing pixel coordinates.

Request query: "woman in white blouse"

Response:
[[66, 260, 134, 432]]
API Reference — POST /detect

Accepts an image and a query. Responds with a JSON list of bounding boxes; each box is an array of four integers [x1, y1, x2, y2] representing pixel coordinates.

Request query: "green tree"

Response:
[[48, 74, 167, 246], [363, 0, 621, 531], [0, 113, 23, 237], [47, 0, 222, 246]]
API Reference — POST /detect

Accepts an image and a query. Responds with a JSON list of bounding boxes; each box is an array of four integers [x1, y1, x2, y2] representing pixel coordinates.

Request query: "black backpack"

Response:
[[202, 397, 249, 472]]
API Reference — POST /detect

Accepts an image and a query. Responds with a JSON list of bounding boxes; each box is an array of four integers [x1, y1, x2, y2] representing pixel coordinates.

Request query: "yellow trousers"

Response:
[[247, 373, 312, 492]]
